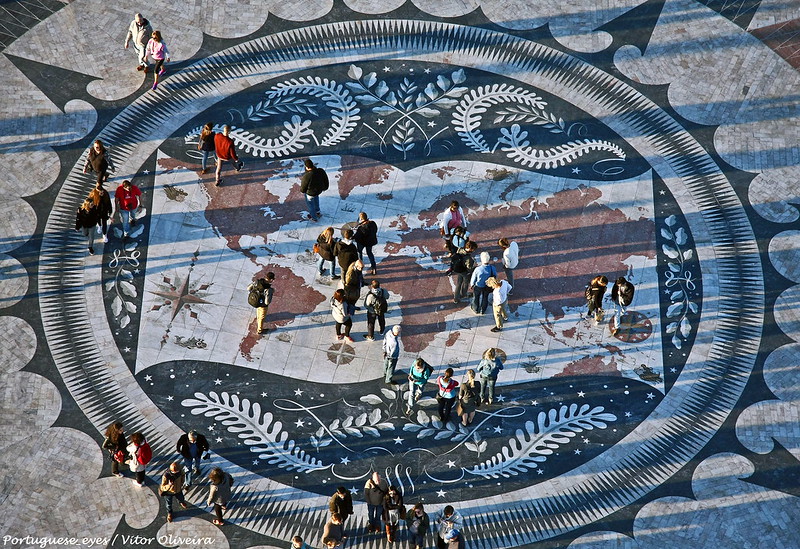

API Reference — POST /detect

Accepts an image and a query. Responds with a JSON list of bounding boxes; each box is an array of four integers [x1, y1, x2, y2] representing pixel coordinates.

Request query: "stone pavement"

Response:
[[1, 1, 799, 548]]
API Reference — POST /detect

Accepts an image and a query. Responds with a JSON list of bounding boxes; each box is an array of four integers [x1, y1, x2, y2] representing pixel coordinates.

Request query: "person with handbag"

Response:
[[457, 369, 481, 426], [102, 421, 127, 478], [382, 485, 405, 542], [126, 432, 152, 487], [436, 368, 459, 424], [160, 462, 189, 522], [316, 227, 340, 279]]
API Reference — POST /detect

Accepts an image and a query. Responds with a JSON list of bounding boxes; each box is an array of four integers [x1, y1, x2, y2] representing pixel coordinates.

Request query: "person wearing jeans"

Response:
[[477, 347, 504, 405], [160, 462, 188, 522], [469, 252, 497, 315], [406, 358, 432, 414], [176, 430, 210, 487], [363, 472, 388, 534], [115, 179, 141, 237], [382, 325, 402, 384]]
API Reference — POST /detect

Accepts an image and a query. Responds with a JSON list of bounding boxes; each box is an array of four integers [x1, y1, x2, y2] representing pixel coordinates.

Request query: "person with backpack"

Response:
[[610, 276, 636, 335], [207, 467, 234, 526], [247, 272, 275, 335], [363, 279, 389, 341], [450, 241, 477, 304], [477, 348, 504, 405], [585, 275, 609, 323], [299, 158, 329, 221], [126, 432, 152, 487], [446, 225, 470, 256], [406, 358, 433, 415], [353, 211, 379, 275], [343, 259, 365, 307]]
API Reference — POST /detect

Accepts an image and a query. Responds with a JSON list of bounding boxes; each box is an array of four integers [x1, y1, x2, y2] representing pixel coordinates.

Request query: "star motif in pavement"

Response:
[[670, 367, 677, 373], [208, 425, 215, 432], [294, 388, 304, 396], [261, 392, 268, 397], [496, 395, 506, 402], [537, 469, 544, 475], [574, 449, 582, 455], [150, 271, 211, 322], [427, 121, 436, 127], [214, 379, 222, 385], [295, 419, 306, 428], [577, 391, 586, 398], [393, 436, 404, 444], [446, 460, 456, 468], [493, 426, 503, 434], [123, 347, 131, 353], [215, 437, 223, 443], [383, 66, 390, 72], [252, 459, 259, 465], [350, 487, 359, 495], [424, 68, 431, 73], [143, 169, 150, 174], [167, 395, 174, 401], [571, 167, 581, 174], [624, 411, 632, 417], [659, 190, 666, 195], [646, 392, 655, 399], [436, 490, 446, 498], [582, 437, 590, 444], [376, 118, 385, 125], [144, 375, 152, 381], [340, 456, 350, 465], [531, 400, 538, 406]]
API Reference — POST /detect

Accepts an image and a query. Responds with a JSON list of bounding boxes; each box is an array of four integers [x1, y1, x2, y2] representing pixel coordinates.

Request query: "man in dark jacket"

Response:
[[334, 229, 359, 276], [175, 430, 210, 487], [299, 158, 329, 221], [329, 487, 354, 532], [610, 276, 635, 335]]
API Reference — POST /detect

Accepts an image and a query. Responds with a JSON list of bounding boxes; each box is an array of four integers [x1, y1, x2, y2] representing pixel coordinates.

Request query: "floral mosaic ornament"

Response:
[[661, 214, 699, 349]]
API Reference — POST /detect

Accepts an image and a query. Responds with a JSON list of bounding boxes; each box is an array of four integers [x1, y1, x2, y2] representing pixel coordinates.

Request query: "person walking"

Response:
[[363, 279, 388, 341], [145, 30, 170, 90], [329, 486, 354, 531], [470, 252, 497, 315], [477, 348, 504, 405], [88, 182, 113, 244], [159, 462, 189, 522], [102, 421, 127, 478], [406, 358, 433, 415], [343, 259, 364, 308], [382, 485, 405, 543], [331, 289, 354, 343], [316, 226, 340, 279], [383, 325, 402, 385], [354, 211, 379, 275], [610, 276, 636, 335], [176, 429, 210, 488], [248, 272, 275, 334], [334, 229, 359, 276], [126, 432, 152, 487], [207, 467, 234, 526], [486, 276, 512, 333], [322, 513, 346, 548], [75, 198, 99, 255], [585, 275, 609, 322], [114, 179, 142, 238], [299, 158, 329, 221], [436, 368, 459, 424], [83, 139, 115, 186], [435, 505, 464, 549], [457, 369, 481, 426], [197, 122, 216, 174], [498, 238, 519, 290], [364, 472, 388, 534], [214, 125, 243, 186], [450, 241, 477, 304], [407, 503, 430, 549], [124, 13, 152, 72]]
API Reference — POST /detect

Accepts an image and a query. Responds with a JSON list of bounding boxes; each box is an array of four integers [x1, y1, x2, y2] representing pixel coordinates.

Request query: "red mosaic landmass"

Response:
[[555, 355, 622, 378]]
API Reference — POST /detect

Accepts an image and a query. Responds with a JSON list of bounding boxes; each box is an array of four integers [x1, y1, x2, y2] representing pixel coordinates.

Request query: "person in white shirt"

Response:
[[486, 277, 512, 332], [498, 238, 519, 291]]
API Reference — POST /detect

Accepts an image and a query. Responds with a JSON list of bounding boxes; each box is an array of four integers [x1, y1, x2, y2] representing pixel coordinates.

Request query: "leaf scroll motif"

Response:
[[466, 404, 616, 478], [661, 214, 699, 349]]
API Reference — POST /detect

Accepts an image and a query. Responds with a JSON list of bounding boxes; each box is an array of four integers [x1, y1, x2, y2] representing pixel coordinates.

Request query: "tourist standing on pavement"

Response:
[[329, 486, 354, 531], [331, 289, 354, 342], [382, 485, 405, 542], [470, 252, 497, 315], [75, 198, 99, 256], [354, 211, 379, 275], [290, 535, 311, 549], [407, 358, 433, 415], [126, 432, 152, 487], [159, 462, 188, 523], [214, 125, 243, 186], [176, 429, 210, 488], [322, 513, 345, 548], [585, 275, 609, 322], [486, 276, 512, 333], [83, 139, 115, 186], [316, 226, 340, 279], [197, 122, 216, 174], [364, 472, 388, 534], [478, 347, 504, 405], [457, 369, 481, 426], [450, 240, 477, 304], [124, 13, 152, 72], [145, 30, 170, 90], [343, 259, 365, 307], [114, 179, 141, 238], [407, 503, 430, 549], [383, 325, 402, 385], [88, 182, 113, 244], [299, 158, 329, 221], [610, 276, 635, 335], [102, 421, 127, 478], [363, 279, 389, 341], [436, 368, 459, 424], [334, 229, 359, 276], [248, 272, 275, 335], [440, 200, 468, 239], [498, 237, 519, 290], [207, 467, 234, 526], [435, 505, 464, 549]]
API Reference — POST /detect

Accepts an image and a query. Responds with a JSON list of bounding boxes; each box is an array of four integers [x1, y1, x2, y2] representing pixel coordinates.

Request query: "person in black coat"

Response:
[[75, 198, 100, 255], [353, 211, 379, 275], [329, 486, 354, 532], [610, 276, 635, 335], [299, 158, 329, 221], [176, 430, 210, 487], [584, 275, 608, 322], [83, 139, 115, 185], [316, 226, 340, 279], [382, 486, 405, 542], [334, 229, 359, 276]]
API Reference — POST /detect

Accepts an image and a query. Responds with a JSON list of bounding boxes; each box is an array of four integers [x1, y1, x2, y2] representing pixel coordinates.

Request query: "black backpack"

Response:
[[372, 289, 388, 315]]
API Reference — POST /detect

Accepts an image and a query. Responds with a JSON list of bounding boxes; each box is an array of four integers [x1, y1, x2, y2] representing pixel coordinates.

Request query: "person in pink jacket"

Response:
[[145, 30, 170, 90]]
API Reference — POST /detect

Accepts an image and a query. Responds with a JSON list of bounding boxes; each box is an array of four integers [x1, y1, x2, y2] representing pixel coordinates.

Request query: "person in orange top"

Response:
[[213, 125, 243, 186]]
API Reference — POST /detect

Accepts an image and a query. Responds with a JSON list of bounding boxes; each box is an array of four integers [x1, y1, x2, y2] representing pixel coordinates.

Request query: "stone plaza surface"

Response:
[[1, 0, 800, 548]]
